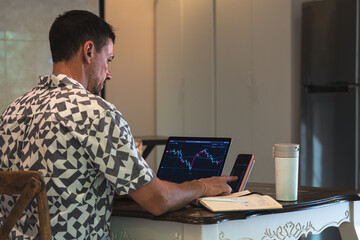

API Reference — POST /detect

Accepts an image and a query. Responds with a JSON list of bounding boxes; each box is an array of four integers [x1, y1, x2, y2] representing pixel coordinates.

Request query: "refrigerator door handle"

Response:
[[303, 83, 359, 93]]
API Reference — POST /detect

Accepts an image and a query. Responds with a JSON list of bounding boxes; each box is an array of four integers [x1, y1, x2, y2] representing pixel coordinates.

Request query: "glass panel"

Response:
[[5, 37, 40, 99], [0, 39, 5, 111], [5, 31, 43, 41], [0, 0, 99, 113]]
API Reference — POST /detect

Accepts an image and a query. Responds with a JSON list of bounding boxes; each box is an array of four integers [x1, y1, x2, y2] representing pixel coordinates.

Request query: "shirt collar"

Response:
[[38, 74, 86, 90]]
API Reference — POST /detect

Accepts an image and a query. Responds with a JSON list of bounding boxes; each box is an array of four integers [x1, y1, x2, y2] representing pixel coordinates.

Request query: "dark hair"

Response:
[[49, 10, 116, 62]]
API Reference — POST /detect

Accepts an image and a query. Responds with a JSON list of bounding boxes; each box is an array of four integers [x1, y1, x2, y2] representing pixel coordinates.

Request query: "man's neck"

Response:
[[52, 55, 88, 89]]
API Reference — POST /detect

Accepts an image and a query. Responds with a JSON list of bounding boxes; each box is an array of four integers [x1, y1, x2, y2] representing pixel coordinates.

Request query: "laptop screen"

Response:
[[157, 136, 232, 183]]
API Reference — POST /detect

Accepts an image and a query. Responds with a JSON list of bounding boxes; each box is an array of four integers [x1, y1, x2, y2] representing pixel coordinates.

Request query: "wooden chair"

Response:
[[0, 171, 51, 240]]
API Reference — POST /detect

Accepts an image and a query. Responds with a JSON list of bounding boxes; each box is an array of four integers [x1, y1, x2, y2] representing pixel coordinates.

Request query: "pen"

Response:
[[202, 197, 248, 203]]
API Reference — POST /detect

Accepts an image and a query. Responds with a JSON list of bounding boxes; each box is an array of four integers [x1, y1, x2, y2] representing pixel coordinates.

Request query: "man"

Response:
[[0, 10, 236, 239]]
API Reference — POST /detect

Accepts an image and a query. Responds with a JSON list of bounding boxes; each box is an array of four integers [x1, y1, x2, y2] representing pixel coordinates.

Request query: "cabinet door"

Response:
[[156, 0, 184, 136], [215, 0, 253, 175], [156, 0, 215, 137], [156, 0, 296, 183], [216, 0, 294, 181]]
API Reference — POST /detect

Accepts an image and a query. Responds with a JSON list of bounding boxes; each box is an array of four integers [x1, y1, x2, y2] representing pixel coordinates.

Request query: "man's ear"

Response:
[[83, 40, 95, 63]]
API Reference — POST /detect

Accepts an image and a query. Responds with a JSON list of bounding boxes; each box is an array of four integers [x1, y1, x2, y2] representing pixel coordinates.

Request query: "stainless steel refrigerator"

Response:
[[300, 0, 359, 239]]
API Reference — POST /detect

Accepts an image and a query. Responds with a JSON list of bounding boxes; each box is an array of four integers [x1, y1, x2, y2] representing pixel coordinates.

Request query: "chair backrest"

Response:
[[0, 171, 51, 240]]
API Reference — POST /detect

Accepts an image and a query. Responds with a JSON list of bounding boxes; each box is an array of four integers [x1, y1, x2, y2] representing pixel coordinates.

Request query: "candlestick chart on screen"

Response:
[[157, 140, 229, 183]]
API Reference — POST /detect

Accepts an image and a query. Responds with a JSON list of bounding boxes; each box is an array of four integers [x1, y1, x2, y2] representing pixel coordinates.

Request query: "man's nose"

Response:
[[106, 71, 112, 81]]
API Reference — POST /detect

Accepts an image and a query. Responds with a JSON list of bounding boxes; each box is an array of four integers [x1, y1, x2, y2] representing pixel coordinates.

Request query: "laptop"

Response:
[[157, 136, 232, 183]]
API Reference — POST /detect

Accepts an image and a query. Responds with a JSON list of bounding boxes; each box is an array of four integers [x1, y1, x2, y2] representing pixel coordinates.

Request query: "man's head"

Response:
[[49, 10, 115, 63], [49, 10, 116, 95]]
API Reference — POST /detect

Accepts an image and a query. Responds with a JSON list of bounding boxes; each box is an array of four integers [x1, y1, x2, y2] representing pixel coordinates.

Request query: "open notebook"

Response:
[[198, 191, 282, 212]]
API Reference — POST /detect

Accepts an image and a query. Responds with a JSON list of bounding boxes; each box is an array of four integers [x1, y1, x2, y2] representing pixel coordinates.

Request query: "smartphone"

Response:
[[228, 154, 255, 192]]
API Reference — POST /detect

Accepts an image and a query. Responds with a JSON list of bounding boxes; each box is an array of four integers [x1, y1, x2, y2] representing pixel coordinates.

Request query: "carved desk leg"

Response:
[[339, 201, 360, 240]]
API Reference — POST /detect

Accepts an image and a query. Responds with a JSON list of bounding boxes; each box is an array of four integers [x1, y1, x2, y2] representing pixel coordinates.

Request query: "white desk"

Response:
[[110, 183, 360, 240]]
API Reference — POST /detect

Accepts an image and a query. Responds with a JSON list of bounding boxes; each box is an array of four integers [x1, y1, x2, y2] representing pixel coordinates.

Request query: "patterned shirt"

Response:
[[0, 74, 155, 239]]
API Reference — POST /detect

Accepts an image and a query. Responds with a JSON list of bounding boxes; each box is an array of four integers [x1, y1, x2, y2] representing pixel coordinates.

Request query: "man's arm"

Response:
[[128, 176, 237, 216]]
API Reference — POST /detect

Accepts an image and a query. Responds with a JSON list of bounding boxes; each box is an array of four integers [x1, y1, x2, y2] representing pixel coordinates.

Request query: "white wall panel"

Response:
[[105, 0, 155, 137], [215, 0, 253, 175], [105, 0, 156, 169], [156, 0, 215, 137], [155, 0, 184, 136], [182, 0, 215, 136], [251, 0, 293, 182]]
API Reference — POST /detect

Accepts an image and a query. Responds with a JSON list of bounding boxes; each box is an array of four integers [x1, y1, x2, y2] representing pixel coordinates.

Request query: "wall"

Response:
[[105, 0, 157, 170]]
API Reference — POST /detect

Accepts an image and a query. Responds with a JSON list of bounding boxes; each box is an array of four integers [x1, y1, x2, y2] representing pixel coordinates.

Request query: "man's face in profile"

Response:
[[87, 38, 114, 96]]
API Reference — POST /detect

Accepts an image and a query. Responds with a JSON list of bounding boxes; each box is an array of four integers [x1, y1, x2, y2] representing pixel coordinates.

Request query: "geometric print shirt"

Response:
[[0, 74, 155, 240]]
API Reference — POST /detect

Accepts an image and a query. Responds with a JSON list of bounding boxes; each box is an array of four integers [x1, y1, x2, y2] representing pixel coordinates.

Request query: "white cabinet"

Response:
[[155, 0, 301, 183], [156, 0, 215, 137]]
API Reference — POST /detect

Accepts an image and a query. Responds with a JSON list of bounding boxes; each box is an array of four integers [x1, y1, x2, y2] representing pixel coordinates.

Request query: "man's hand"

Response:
[[198, 175, 238, 197], [128, 175, 238, 216]]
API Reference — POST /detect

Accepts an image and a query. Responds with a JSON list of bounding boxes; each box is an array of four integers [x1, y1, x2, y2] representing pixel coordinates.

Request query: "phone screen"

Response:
[[228, 154, 254, 192]]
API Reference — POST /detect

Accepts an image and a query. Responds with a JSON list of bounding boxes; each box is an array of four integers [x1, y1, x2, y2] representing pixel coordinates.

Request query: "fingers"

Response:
[[202, 175, 237, 182], [219, 175, 238, 182], [219, 183, 233, 196], [199, 176, 235, 197]]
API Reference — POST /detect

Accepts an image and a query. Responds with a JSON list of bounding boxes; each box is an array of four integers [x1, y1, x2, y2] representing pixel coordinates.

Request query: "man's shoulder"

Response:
[[1, 85, 118, 122], [53, 88, 120, 123], [72, 90, 116, 112]]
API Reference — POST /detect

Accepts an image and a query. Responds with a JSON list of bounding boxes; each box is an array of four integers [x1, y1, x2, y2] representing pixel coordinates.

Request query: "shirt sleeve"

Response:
[[80, 109, 156, 195]]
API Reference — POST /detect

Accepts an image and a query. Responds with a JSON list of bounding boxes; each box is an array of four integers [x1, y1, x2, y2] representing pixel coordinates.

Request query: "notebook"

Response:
[[157, 136, 232, 183]]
